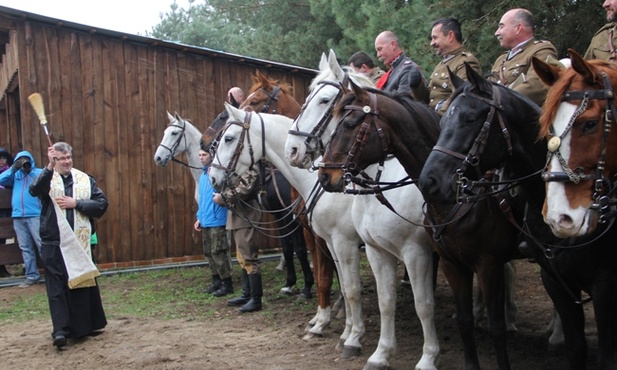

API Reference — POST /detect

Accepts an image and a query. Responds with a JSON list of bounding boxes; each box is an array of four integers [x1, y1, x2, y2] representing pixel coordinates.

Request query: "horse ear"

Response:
[[532, 56, 564, 87], [328, 50, 345, 81], [319, 52, 329, 71], [569, 48, 599, 85], [174, 111, 182, 121], [466, 62, 492, 95], [448, 66, 465, 90], [350, 79, 365, 98], [257, 69, 272, 90], [167, 111, 174, 123]]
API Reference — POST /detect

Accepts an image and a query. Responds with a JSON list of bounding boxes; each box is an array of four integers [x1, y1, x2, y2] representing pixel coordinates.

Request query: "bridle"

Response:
[[211, 112, 256, 182], [541, 70, 617, 222], [257, 86, 281, 114], [429, 85, 530, 204], [157, 117, 202, 170], [288, 75, 350, 159]]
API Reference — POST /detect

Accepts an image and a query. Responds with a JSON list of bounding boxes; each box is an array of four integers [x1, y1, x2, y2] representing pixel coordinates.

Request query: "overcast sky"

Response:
[[0, 0, 191, 35]]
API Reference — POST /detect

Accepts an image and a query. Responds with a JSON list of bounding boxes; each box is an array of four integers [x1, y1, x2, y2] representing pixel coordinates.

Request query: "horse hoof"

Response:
[[362, 362, 389, 370], [341, 345, 362, 359], [302, 331, 323, 341], [279, 286, 297, 295]]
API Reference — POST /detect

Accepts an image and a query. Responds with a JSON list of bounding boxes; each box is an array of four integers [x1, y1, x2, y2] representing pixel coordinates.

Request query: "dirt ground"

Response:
[[0, 257, 599, 370]]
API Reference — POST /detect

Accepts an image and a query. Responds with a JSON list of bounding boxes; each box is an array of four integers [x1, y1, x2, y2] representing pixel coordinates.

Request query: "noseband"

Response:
[[430, 86, 513, 203], [288, 75, 351, 159], [542, 70, 617, 221]]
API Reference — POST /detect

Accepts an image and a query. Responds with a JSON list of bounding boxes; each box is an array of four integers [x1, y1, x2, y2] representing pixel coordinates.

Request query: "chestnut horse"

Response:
[[530, 50, 617, 369], [201, 72, 338, 341], [317, 82, 529, 370]]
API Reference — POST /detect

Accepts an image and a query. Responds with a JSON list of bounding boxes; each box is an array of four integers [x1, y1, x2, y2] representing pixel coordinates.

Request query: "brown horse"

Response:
[[530, 50, 617, 369], [202, 72, 338, 340], [317, 82, 525, 370]]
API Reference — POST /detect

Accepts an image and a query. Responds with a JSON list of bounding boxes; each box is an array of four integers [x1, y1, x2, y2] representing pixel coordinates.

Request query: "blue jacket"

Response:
[[0, 151, 42, 218], [196, 166, 227, 227]]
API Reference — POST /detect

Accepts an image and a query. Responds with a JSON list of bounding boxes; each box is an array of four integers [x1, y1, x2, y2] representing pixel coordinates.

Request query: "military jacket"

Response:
[[584, 23, 617, 61], [428, 46, 482, 116], [221, 168, 262, 230], [488, 38, 557, 106]]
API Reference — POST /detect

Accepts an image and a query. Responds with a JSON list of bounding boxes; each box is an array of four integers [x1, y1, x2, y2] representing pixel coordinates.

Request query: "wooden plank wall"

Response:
[[0, 17, 314, 265]]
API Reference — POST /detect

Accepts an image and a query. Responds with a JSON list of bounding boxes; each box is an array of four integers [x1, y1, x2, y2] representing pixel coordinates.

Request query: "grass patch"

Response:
[[0, 258, 324, 324]]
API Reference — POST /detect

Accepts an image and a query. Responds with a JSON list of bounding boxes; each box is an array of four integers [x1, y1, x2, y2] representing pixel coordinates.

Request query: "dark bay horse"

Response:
[[317, 81, 528, 370], [529, 51, 617, 369], [201, 72, 337, 340]]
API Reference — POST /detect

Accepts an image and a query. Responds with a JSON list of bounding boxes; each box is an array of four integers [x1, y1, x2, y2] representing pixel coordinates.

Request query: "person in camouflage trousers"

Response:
[[194, 149, 232, 297]]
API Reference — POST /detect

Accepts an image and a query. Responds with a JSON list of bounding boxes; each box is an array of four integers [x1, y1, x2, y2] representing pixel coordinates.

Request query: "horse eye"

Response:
[[320, 97, 331, 105], [224, 136, 234, 143], [582, 120, 598, 133]]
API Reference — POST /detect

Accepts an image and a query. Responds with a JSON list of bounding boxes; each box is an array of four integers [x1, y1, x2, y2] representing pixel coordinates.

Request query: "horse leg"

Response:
[[472, 261, 518, 332], [591, 273, 617, 369], [304, 233, 334, 339], [363, 246, 398, 370], [292, 227, 314, 299], [477, 260, 510, 370], [541, 269, 586, 369], [279, 232, 297, 294], [440, 258, 479, 370], [333, 238, 364, 359], [547, 307, 565, 347], [406, 245, 440, 370]]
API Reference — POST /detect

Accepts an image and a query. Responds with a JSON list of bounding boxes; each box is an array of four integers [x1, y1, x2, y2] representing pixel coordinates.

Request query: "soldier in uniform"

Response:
[[374, 30, 429, 102], [348, 51, 384, 85], [213, 167, 264, 313], [584, 0, 617, 61], [428, 17, 482, 115], [488, 8, 557, 106]]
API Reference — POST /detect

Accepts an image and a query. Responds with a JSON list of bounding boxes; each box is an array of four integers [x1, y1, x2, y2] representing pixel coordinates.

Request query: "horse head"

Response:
[[534, 49, 617, 237], [318, 80, 440, 192], [240, 69, 301, 117], [419, 63, 543, 204], [154, 111, 190, 166], [286, 49, 374, 169]]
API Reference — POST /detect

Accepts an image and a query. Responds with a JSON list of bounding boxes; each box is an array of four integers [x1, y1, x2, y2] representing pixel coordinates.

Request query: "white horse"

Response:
[[154, 112, 203, 202], [210, 105, 439, 370]]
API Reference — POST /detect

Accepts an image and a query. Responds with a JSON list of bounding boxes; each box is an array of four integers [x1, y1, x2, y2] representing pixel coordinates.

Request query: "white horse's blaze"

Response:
[[544, 102, 592, 237]]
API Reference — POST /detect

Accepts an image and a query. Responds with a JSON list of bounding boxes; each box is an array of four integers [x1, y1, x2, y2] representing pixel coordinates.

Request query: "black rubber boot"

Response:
[[239, 273, 263, 313], [203, 275, 222, 294], [227, 270, 250, 306], [212, 277, 234, 297]]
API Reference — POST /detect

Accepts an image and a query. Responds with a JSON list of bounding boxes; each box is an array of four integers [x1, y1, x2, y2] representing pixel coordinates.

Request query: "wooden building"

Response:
[[0, 6, 317, 267]]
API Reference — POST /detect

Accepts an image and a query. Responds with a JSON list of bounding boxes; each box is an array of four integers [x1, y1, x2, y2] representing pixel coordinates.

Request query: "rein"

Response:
[[430, 86, 520, 204], [258, 86, 281, 114], [212, 111, 305, 237], [542, 71, 617, 223]]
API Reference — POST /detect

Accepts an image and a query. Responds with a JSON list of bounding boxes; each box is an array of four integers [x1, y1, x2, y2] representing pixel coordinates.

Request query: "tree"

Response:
[[150, 0, 609, 72]]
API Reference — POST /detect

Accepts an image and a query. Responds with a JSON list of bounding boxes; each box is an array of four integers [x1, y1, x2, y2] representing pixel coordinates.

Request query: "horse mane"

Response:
[[249, 76, 293, 95], [540, 60, 617, 139], [335, 87, 441, 142]]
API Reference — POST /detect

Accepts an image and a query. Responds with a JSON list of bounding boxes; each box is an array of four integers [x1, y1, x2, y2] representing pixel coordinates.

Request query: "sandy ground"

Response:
[[0, 259, 599, 370]]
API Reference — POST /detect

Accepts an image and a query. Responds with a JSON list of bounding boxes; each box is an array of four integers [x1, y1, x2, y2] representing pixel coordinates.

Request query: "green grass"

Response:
[[0, 258, 323, 324]]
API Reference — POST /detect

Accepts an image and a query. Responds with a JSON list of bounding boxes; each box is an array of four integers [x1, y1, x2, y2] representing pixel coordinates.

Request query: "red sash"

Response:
[[376, 68, 391, 89]]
